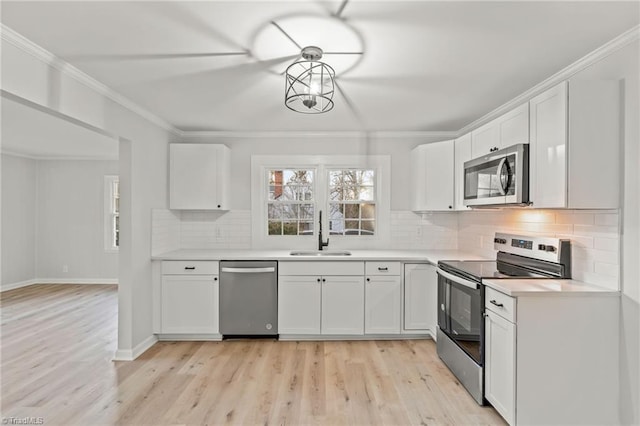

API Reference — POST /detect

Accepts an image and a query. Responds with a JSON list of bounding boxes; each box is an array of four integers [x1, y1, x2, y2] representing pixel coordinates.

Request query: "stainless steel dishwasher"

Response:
[[219, 260, 278, 337]]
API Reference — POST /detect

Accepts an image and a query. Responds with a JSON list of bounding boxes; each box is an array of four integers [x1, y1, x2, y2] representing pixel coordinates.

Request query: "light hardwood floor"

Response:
[[1, 284, 506, 425]]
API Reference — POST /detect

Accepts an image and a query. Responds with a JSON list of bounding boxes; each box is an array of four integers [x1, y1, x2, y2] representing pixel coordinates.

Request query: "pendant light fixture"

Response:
[[285, 46, 335, 113]]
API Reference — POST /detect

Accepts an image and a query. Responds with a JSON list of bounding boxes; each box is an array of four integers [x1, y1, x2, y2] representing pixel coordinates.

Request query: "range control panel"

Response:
[[493, 232, 569, 263]]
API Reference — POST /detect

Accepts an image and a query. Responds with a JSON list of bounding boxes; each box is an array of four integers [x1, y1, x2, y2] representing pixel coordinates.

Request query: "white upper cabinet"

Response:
[[169, 144, 230, 210], [411, 140, 455, 211], [471, 103, 529, 158], [454, 132, 472, 211], [529, 80, 620, 209]]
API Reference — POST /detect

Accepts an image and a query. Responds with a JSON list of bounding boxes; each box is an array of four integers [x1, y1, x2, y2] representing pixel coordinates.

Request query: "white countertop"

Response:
[[151, 249, 486, 265], [483, 278, 619, 297]]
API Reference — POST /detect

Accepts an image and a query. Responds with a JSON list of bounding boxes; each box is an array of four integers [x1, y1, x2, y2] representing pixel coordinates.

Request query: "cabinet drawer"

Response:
[[162, 261, 219, 275], [485, 287, 516, 322], [279, 261, 364, 276], [365, 261, 401, 276]]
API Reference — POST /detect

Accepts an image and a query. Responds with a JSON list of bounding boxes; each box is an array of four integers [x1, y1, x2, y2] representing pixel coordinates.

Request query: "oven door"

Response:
[[437, 268, 484, 365], [463, 143, 529, 207]]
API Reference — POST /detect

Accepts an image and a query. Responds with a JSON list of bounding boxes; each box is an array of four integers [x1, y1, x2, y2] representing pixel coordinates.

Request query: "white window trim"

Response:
[[251, 155, 390, 250], [104, 175, 119, 253]]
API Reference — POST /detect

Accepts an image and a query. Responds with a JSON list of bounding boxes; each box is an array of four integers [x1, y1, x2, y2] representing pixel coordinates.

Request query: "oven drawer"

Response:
[[485, 287, 516, 322]]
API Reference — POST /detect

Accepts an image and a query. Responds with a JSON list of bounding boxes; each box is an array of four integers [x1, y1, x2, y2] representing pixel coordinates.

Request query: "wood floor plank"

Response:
[[1, 284, 506, 425]]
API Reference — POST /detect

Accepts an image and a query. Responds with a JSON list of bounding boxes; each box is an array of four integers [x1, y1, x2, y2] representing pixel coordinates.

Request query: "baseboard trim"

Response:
[[157, 333, 223, 341], [35, 278, 118, 285], [113, 335, 158, 361], [278, 334, 433, 341], [1, 279, 38, 292]]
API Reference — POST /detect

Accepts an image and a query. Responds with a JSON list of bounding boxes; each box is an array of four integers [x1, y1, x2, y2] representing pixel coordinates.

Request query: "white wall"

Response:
[[179, 134, 450, 211], [36, 160, 118, 280], [1, 154, 37, 288]]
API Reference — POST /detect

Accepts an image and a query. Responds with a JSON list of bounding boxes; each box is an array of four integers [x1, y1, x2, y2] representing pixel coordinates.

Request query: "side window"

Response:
[[267, 169, 314, 236], [328, 170, 375, 236]]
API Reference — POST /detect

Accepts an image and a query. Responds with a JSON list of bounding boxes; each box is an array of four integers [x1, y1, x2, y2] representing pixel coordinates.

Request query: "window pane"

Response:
[[329, 187, 343, 201], [268, 204, 283, 219], [361, 220, 375, 233], [329, 203, 343, 219], [268, 221, 282, 235], [282, 204, 298, 219], [361, 170, 374, 186], [300, 204, 314, 219], [358, 186, 374, 201], [345, 220, 360, 232], [329, 219, 344, 234], [268, 185, 283, 200], [344, 204, 360, 219], [298, 221, 313, 235], [361, 203, 375, 219], [283, 221, 297, 235]]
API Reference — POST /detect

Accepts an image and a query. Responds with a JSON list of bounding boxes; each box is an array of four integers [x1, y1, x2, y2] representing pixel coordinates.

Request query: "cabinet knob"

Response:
[[217, 204, 221, 208], [214, 277, 218, 281], [366, 278, 370, 282], [448, 205, 452, 209], [322, 278, 326, 282], [317, 278, 321, 282]]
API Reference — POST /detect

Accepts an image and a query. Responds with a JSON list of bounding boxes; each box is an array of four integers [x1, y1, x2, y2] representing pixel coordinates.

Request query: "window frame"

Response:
[[251, 155, 390, 249], [104, 175, 119, 253]]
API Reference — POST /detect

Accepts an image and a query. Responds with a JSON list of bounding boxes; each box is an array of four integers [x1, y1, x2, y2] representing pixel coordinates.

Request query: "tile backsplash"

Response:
[[152, 208, 620, 290], [458, 209, 620, 290]]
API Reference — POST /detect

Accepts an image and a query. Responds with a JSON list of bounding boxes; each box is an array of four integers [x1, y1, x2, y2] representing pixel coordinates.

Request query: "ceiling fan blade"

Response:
[[279, 54, 302, 75], [323, 51, 364, 56], [334, 0, 350, 18], [270, 21, 302, 50], [125, 54, 299, 88], [334, 79, 366, 130], [67, 51, 250, 62]]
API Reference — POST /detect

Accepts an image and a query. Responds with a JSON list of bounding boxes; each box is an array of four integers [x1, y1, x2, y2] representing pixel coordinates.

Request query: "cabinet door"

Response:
[[322, 276, 365, 335], [403, 264, 435, 332], [529, 82, 568, 208], [485, 310, 516, 426], [411, 141, 454, 211], [161, 275, 218, 334], [471, 122, 500, 158], [365, 276, 401, 334], [169, 144, 229, 210], [500, 103, 529, 147], [278, 276, 321, 334], [454, 133, 472, 210]]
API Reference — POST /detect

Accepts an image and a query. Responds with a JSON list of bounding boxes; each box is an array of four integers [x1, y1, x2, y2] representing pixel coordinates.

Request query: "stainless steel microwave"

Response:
[[463, 143, 530, 207]]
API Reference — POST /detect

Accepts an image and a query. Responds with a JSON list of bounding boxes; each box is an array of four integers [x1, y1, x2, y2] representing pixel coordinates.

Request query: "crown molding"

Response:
[[458, 24, 640, 136], [0, 148, 117, 161], [1, 24, 179, 135], [178, 130, 458, 139]]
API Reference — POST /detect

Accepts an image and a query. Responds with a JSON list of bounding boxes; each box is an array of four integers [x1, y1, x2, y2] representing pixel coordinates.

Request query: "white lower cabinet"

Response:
[[278, 276, 321, 334], [365, 276, 401, 334], [403, 263, 436, 335], [161, 274, 219, 334], [484, 286, 619, 425], [322, 276, 365, 335], [484, 309, 516, 425]]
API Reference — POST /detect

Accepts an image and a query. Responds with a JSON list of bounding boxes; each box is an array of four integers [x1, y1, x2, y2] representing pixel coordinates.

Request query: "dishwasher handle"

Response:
[[221, 267, 276, 274]]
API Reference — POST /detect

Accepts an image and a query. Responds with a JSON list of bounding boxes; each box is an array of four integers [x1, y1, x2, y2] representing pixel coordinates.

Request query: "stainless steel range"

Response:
[[436, 233, 571, 404]]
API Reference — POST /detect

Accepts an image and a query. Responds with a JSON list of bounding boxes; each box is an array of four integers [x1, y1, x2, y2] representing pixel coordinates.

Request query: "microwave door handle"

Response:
[[496, 157, 509, 196]]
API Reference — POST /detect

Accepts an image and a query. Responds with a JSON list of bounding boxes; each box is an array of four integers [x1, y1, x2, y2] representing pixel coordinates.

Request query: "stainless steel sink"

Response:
[[289, 250, 352, 256]]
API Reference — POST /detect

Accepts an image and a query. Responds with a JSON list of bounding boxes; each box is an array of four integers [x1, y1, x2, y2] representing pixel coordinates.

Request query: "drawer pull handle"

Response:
[[378, 267, 388, 271], [184, 266, 196, 270], [490, 300, 504, 308]]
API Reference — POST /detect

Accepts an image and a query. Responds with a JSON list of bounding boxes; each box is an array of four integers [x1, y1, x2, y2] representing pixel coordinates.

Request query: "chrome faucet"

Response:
[[318, 210, 329, 251]]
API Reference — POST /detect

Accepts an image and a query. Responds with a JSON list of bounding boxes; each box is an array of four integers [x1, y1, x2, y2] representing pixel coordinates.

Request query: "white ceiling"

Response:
[[1, 95, 118, 160], [1, 1, 638, 133]]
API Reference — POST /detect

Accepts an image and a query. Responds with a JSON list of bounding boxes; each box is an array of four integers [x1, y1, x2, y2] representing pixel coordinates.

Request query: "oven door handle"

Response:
[[436, 268, 480, 290]]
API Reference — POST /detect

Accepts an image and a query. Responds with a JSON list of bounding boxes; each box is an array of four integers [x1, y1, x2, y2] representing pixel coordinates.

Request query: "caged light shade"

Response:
[[285, 46, 335, 114]]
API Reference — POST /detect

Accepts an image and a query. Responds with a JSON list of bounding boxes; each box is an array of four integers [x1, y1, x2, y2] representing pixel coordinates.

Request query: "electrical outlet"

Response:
[[215, 226, 223, 240], [62, 264, 69, 273]]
